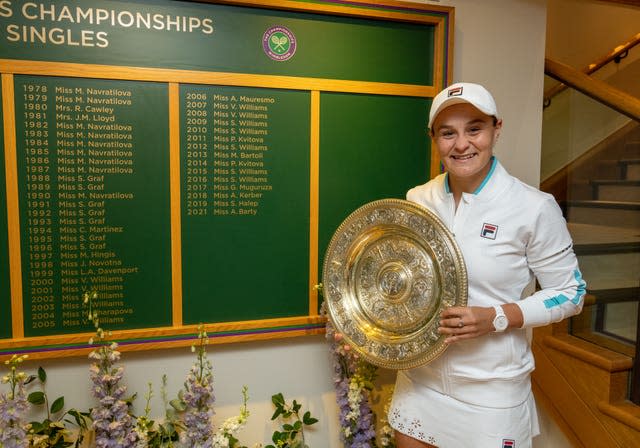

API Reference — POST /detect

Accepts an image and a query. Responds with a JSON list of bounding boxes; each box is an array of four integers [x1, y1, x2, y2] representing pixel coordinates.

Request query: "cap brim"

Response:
[[429, 98, 496, 129]]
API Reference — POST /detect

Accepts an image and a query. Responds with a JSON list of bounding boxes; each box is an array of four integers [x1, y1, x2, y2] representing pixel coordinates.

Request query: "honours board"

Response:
[[0, 0, 453, 357], [180, 85, 311, 323], [15, 76, 173, 337]]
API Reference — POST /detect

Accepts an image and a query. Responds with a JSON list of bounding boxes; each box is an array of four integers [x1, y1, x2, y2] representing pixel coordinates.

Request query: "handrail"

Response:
[[544, 57, 640, 122], [599, 0, 640, 5], [544, 32, 640, 104]]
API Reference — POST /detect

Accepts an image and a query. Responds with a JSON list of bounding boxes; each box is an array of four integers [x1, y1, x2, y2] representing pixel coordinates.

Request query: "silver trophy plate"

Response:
[[322, 199, 468, 369]]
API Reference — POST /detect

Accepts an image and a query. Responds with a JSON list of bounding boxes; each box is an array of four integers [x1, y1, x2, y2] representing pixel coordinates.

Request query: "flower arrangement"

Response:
[[171, 324, 249, 448], [1, 286, 398, 448], [85, 293, 252, 448], [319, 284, 396, 448], [177, 324, 217, 447], [325, 318, 377, 448], [122, 325, 249, 448], [0, 354, 29, 448], [86, 304, 139, 447]]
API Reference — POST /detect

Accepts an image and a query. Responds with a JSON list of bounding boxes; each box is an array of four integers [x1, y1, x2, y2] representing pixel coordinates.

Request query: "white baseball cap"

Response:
[[428, 82, 498, 129]]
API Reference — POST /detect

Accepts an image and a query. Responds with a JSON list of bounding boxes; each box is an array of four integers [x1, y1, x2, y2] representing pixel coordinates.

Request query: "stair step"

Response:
[[620, 158, 640, 180], [565, 180, 594, 201], [586, 288, 639, 343], [588, 287, 640, 304], [535, 330, 640, 441], [591, 179, 640, 201], [566, 200, 640, 228], [568, 223, 640, 291], [601, 301, 637, 342], [542, 333, 633, 372], [567, 222, 640, 248], [569, 222, 640, 251], [624, 141, 640, 158], [598, 401, 640, 432], [577, 252, 639, 290], [571, 159, 621, 181]]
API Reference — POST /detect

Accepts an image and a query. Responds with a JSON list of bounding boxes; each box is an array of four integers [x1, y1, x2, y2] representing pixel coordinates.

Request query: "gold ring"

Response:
[[458, 319, 464, 328]]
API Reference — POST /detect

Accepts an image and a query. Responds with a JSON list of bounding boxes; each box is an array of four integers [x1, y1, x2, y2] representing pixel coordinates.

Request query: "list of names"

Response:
[[17, 76, 172, 336], [183, 89, 275, 218]]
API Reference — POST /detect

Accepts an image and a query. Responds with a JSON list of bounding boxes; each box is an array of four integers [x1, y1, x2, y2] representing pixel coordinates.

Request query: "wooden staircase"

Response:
[[532, 321, 640, 447], [536, 122, 640, 446]]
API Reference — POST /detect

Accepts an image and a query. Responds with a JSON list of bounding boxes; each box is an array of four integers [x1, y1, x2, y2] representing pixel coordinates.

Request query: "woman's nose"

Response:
[[453, 134, 470, 151]]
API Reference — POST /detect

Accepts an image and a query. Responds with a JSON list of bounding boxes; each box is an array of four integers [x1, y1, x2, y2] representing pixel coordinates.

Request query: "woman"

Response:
[[387, 82, 586, 448]]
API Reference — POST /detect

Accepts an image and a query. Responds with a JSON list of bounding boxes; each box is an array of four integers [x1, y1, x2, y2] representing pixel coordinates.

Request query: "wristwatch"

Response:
[[493, 305, 509, 332]]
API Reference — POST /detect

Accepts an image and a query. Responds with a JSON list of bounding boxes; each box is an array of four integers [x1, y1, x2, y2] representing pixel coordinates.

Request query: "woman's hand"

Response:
[[438, 306, 496, 343], [438, 303, 524, 344]]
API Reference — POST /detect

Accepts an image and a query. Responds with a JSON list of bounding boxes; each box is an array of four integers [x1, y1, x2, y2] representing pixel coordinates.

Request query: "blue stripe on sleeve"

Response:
[[571, 269, 586, 305], [543, 269, 586, 309], [544, 295, 568, 308]]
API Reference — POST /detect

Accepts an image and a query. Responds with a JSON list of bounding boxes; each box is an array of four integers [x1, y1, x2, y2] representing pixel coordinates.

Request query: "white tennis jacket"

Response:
[[401, 157, 586, 407]]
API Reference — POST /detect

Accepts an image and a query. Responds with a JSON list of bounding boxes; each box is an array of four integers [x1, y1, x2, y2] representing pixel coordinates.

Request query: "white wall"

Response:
[[19, 1, 566, 447]]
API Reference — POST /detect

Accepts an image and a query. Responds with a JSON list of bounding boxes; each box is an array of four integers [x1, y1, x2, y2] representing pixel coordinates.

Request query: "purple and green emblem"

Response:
[[262, 26, 297, 61]]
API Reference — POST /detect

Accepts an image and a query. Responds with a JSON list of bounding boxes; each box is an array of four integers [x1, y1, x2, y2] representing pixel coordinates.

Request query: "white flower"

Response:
[[211, 433, 230, 447]]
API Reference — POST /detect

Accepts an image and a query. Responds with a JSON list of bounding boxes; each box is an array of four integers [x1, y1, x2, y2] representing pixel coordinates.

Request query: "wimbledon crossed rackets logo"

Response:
[[262, 26, 297, 61]]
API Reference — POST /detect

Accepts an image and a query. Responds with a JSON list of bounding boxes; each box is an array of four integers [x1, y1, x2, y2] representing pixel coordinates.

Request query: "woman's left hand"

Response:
[[438, 306, 496, 344]]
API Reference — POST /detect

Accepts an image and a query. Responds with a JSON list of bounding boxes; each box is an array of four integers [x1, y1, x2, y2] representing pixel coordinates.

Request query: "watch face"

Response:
[[494, 316, 508, 331]]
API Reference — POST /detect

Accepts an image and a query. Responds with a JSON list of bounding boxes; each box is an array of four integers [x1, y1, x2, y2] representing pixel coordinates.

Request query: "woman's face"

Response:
[[431, 102, 502, 190]]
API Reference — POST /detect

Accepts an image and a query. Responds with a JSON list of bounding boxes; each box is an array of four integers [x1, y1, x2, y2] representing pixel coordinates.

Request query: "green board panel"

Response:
[[0, 88, 11, 339], [14, 75, 172, 336], [0, 0, 435, 85], [180, 85, 310, 323], [318, 92, 431, 286]]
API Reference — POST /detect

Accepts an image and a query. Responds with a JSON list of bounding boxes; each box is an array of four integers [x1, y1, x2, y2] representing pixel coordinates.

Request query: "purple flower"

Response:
[[0, 355, 29, 448], [88, 342, 139, 448], [325, 316, 378, 448], [180, 326, 216, 447]]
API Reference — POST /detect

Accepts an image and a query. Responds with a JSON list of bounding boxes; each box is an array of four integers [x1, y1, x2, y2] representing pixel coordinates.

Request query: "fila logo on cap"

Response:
[[447, 86, 463, 97], [481, 223, 498, 239], [502, 439, 515, 448]]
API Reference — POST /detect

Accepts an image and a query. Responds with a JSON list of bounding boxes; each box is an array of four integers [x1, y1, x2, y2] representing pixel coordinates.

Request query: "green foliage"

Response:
[[144, 421, 181, 448], [134, 377, 182, 448], [25, 366, 91, 448], [265, 393, 318, 448]]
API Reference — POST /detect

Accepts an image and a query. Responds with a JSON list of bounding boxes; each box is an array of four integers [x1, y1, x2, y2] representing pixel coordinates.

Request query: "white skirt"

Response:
[[388, 373, 540, 448]]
